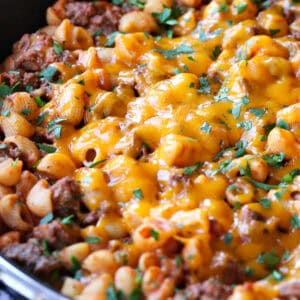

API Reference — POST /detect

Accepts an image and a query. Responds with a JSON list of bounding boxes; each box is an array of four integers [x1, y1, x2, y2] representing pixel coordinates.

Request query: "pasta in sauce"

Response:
[[1, 0, 300, 299]]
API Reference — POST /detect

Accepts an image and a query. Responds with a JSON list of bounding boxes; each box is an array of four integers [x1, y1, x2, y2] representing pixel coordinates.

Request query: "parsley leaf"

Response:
[[150, 229, 159, 240], [257, 250, 280, 269], [155, 44, 194, 59], [106, 285, 118, 300], [36, 143, 57, 153], [34, 96, 46, 108], [39, 65, 57, 81], [234, 3, 248, 14], [290, 214, 300, 229], [211, 46, 222, 60], [53, 40, 63, 55], [105, 31, 121, 47], [224, 232, 233, 246], [85, 237, 102, 244], [198, 75, 211, 94], [133, 188, 143, 200], [281, 169, 300, 184], [184, 162, 202, 175], [259, 198, 271, 209], [277, 119, 289, 130], [200, 122, 212, 133], [89, 159, 106, 168], [40, 212, 54, 225], [214, 86, 229, 102], [245, 178, 279, 191], [269, 29, 280, 36], [249, 108, 266, 117], [237, 121, 252, 131], [152, 7, 179, 26], [218, 2, 229, 12], [71, 256, 81, 274], [270, 270, 284, 282], [262, 153, 285, 169], [61, 214, 75, 225], [234, 140, 247, 158]]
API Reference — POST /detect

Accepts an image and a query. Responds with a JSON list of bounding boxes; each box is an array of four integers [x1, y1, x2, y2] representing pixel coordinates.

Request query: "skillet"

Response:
[[0, 1, 69, 298]]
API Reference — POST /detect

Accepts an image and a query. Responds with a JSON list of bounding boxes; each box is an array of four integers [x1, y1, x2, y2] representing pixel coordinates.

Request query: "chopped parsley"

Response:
[[211, 46, 222, 60], [34, 96, 46, 108], [155, 44, 194, 59], [217, 2, 229, 12], [200, 121, 212, 133], [42, 239, 51, 257], [214, 86, 229, 102], [89, 159, 106, 168], [149, 229, 159, 240], [71, 256, 81, 274], [234, 140, 247, 158], [245, 178, 279, 191], [224, 232, 233, 246], [257, 250, 280, 269], [36, 143, 57, 153], [61, 214, 75, 225], [239, 161, 251, 177], [262, 153, 285, 169], [40, 212, 54, 225], [234, 3, 247, 14], [0, 82, 19, 99], [249, 108, 266, 117], [183, 162, 202, 175], [259, 198, 271, 209], [245, 266, 255, 277], [21, 108, 31, 116], [36, 111, 48, 125], [53, 40, 63, 55], [281, 168, 300, 184], [277, 119, 289, 130], [232, 96, 250, 119], [269, 29, 280, 36], [198, 75, 211, 94], [39, 65, 57, 81], [270, 270, 284, 282], [105, 31, 121, 47], [2, 109, 10, 117], [290, 214, 300, 229], [133, 188, 144, 200], [236, 121, 252, 131], [85, 237, 102, 244], [152, 7, 179, 26], [129, 0, 145, 8]]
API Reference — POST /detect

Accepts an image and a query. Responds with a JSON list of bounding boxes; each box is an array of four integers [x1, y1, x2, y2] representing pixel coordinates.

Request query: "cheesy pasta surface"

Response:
[[1, 0, 300, 299]]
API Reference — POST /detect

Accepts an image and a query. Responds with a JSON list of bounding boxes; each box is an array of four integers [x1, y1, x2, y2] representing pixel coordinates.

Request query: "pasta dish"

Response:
[[1, 0, 300, 299]]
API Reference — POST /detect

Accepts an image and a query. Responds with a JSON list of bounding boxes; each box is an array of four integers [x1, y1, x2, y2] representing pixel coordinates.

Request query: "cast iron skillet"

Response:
[[0, 1, 69, 299], [0, 0, 54, 61]]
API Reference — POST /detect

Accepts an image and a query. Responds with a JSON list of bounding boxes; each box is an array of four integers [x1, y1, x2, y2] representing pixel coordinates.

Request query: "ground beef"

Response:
[[210, 252, 245, 285], [0, 143, 23, 163], [50, 177, 81, 217], [12, 33, 55, 72], [32, 221, 81, 250], [2, 33, 76, 90], [209, 219, 225, 238], [64, 1, 136, 34], [1, 241, 60, 274], [240, 206, 265, 223], [65, 2, 97, 27], [279, 280, 300, 299], [173, 279, 233, 300], [81, 210, 101, 226]]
